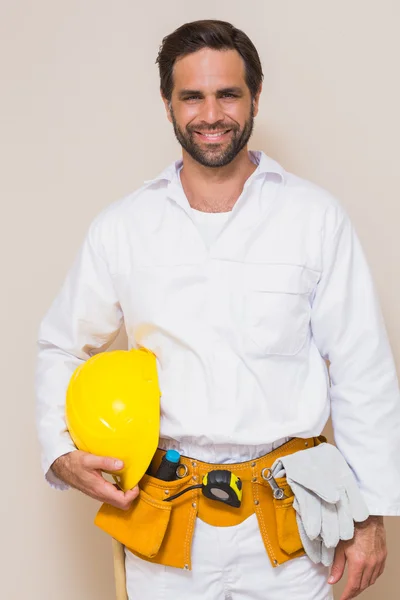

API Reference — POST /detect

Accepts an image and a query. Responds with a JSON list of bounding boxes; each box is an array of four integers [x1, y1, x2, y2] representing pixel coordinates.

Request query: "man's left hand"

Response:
[[328, 515, 387, 599]]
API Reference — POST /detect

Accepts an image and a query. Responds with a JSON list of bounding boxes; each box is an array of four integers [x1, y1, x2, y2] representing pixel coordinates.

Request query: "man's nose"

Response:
[[200, 96, 225, 125]]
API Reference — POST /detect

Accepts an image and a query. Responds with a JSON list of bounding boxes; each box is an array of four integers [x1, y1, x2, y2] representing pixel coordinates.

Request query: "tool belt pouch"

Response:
[[95, 471, 197, 569], [253, 436, 326, 566], [272, 480, 303, 555], [254, 479, 304, 566], [271, 436, 326, 557]]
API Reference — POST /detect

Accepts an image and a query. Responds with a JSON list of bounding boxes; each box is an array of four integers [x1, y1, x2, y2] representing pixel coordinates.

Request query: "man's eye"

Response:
[[185, 95, 201, 101]]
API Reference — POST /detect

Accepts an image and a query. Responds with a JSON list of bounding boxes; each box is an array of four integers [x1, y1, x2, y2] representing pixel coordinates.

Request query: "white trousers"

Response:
[[125, 439, 334, 600]]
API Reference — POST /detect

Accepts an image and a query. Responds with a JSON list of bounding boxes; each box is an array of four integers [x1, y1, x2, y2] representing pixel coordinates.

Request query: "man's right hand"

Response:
[[51, 451, 139, 510]]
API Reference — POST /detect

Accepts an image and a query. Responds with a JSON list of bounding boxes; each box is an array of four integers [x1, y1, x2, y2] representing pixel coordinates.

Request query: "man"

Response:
[[36, 19, 400, 600]]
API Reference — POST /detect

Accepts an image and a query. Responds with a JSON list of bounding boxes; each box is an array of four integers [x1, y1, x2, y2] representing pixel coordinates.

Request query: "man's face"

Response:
[[164, 48, 261, 168]]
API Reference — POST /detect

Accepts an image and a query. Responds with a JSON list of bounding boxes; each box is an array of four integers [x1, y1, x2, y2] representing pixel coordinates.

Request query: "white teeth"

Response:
[[200, 131, 227, 138]]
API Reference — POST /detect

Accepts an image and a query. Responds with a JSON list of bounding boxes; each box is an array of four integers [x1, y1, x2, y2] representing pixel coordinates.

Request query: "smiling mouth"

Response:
[[194, 129, 232, 142]]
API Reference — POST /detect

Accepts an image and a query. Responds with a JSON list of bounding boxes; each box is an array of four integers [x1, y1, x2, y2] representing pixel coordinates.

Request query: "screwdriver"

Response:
[[155, 449, 181, 481]]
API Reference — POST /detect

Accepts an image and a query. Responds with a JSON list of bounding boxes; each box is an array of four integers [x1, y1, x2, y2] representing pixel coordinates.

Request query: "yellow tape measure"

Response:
[[164, 469, 242, 507], [202, 470, 242, 507]]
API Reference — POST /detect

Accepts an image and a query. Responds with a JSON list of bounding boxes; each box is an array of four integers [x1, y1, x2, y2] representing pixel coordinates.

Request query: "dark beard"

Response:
[[170, 104, 255, 168]]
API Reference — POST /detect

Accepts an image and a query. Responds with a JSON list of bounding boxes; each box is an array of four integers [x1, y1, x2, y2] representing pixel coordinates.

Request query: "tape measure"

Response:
[[163, 469, 242, 508], [202, 470, 242, 507]]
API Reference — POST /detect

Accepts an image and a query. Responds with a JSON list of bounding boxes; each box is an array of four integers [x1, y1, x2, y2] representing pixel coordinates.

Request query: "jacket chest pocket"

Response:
[[242, 264, 319, 356]]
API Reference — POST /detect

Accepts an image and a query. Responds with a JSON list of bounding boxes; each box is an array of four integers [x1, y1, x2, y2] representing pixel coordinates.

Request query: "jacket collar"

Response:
[[145, 151, 285, 186]]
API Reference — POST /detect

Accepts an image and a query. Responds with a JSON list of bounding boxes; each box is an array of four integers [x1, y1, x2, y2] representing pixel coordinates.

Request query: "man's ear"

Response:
[[252, 84, 262, 117], [161, 91, 173, 124]]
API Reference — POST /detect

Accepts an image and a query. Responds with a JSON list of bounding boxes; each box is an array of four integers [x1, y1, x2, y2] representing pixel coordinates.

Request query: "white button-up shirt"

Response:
[[36, 151, 400, 514]]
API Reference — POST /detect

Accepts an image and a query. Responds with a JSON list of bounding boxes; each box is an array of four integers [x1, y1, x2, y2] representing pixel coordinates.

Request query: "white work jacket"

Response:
[[36, 151, 400, 514]]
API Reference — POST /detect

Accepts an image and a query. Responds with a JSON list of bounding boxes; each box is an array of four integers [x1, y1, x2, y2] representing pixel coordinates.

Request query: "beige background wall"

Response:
[[1, 1, 399, 598]]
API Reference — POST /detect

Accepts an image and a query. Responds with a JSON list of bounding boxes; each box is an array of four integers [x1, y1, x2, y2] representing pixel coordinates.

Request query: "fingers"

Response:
[[67, 453, 138, 509], [321, 543, 335, 567], [95, 476, 139, 510], [363, 551, 387, 588], [81, 453, 124, 472], [359, 563, 375, 595], [124, 486, 140, 504], [375, 554, 387, 581], [55, 451, 140, 509], [339, 552, 387, 599], [339, 558, 363, 600], [321, 502, 340, 548], [328, 543, 346, 585], [337, 491, 355, 541], [297, 487, 323, 540]]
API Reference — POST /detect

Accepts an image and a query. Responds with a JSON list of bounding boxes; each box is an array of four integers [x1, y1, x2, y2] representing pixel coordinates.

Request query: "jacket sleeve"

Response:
[[35, 217, 124, 490], [311, 202, 400, 515]]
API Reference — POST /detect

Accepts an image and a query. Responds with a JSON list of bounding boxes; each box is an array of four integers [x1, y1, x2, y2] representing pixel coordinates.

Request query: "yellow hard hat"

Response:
[[66, 347, 160, 491]]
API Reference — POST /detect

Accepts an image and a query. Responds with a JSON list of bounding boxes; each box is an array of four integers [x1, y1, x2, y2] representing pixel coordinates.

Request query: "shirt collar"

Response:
[[144, 150, 285, 186]]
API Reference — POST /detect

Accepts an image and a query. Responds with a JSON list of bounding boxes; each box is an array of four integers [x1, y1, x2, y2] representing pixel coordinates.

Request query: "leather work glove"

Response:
[[295, 511, 336, 566], [270, 443, 370, 566]]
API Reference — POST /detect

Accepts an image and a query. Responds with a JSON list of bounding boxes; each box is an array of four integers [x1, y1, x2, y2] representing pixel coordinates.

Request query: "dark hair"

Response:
[[156, 20, 263, 102]]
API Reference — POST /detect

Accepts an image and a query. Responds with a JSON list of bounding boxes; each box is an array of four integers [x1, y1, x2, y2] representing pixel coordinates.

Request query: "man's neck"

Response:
[[179, 147, 257, 213]]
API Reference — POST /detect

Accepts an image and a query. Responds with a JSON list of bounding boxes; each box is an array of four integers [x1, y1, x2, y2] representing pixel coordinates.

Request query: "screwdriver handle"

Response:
[[154, 449, 181, 481]]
